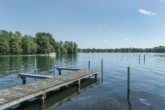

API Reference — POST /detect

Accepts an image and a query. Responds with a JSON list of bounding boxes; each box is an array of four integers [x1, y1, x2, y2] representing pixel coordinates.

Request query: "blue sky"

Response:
[[0, 0, 165, 49]]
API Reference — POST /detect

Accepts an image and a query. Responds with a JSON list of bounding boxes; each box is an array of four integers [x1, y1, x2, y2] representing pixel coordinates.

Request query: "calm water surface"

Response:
[[0, 53, 165, 110]]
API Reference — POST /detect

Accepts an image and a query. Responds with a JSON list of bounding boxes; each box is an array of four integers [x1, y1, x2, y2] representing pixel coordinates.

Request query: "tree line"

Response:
[[0, 30, 78, 55], [79, 46, 165, 52]]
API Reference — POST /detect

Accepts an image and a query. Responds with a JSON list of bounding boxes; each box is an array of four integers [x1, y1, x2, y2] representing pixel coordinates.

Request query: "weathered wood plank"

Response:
[[56, 67, 81, 71], [0, 69, 100, 109], [18, 73, 54, 79]]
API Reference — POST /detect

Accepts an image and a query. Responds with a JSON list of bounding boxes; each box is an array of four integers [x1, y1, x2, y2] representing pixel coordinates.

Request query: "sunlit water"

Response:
[[0, 53, 165, 110]]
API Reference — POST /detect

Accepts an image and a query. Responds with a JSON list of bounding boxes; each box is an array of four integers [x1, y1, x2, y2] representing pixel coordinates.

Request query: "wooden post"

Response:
[[78, 79, 80, 92], [54, 58, 56, 76], [101, 59, 103, 72], [88, 61, 90, 78], [54, 58, 56, 67], [127, 67, 130, 92], [34, 59, 37, 74], [38, 94, 46, 109], [21, 77, 26, 84], [95, 74, 98, 80], [88, 61, 90, 69], [59, 70, 61, 75]]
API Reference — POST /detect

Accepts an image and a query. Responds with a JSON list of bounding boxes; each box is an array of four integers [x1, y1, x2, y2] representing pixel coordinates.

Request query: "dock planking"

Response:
[[18, 73, 54, 79], [0, 69, 99, 110]]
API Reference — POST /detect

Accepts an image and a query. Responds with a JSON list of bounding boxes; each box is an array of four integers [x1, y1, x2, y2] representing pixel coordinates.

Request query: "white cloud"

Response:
[[124, 39, 128, 41], [99, 25, 101, 27], [105, 40, 108, 42], [138, 8, 156, 16]]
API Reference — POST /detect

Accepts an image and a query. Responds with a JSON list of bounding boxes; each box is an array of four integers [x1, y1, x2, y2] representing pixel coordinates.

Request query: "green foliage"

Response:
[[79, 46, 165, 53], [0, 30, 78, 55]]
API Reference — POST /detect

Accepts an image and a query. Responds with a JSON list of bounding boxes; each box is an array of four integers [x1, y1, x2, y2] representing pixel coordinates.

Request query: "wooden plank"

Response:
[[18, 73, 54, 79], [56, 67, 81, 71], [0, 69, 100, 109]]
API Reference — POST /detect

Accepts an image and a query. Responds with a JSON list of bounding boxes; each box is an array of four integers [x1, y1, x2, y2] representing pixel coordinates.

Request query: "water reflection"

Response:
[[6, 78, 99, 110], [127, 90, 132, 110], [0, 54, 78, 78]]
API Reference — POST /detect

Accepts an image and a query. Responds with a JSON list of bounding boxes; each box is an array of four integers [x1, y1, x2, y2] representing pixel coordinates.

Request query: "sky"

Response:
[[0, 0, 165, 49]]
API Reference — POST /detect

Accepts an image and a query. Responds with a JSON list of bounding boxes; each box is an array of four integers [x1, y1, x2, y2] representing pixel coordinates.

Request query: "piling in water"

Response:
[[34, 59, 37, 74], [101, 59, 103, 72], [127, 67, 130, 92], [88, 61, 90, 69]]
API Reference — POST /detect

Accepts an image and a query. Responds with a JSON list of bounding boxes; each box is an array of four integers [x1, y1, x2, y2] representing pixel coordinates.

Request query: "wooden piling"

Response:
[[21, 77, 26, 84], [101, 59, 103, 72], [59, 70, 61, 75], [95, 74, 98, 80], [38, 94, 46, 109], [88, 61, 90, 69], [34, 59, 37, 74], [127, 67, 130, 92]]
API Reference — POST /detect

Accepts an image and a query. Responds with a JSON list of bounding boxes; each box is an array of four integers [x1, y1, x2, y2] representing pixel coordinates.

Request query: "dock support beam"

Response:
[[77, 79, 81, 92], [95, 74, 98, 80], [21, 77, 26, 84], [38, 94, 46, 109], [59, 70, 61, 75]]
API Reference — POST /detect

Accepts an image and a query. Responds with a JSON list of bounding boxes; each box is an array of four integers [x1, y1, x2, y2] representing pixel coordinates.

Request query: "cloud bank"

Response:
[[138, 8, 156, 16]]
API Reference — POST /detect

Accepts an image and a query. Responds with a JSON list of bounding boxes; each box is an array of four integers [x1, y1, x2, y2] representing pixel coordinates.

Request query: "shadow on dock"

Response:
[[6, 78, 99, 110]]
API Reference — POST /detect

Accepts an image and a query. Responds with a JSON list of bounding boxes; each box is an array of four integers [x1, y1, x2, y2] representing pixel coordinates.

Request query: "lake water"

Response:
[[1, 53, 165, 110]]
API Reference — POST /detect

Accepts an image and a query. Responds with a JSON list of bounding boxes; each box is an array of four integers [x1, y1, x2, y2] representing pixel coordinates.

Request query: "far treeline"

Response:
[[79, 46, 165, 52], [0, 30, 78, 55]]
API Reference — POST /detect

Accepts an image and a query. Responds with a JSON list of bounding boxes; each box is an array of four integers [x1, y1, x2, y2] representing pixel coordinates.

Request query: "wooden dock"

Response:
[[0, 69, 99, 110], [56, 67, 81, 75]]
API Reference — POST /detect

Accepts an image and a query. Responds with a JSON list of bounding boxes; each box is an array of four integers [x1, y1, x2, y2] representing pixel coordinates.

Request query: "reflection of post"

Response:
[[127, 67, 130, 92], [21, 76, 26, 84], [101, 69, 104, 84], [38, 94, 46, 110], [127, 89, 132, 110]]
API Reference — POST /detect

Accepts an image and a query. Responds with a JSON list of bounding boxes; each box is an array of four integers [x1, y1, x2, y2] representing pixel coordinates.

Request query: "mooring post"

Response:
[[78, 79, 81, 92], [59, 70, 61, 75], [88, 61, 90, 69], [54, 58, 56, 76], [88, 61, 90, 78], [34, 59, 37, 74], [95, 74, 98, 80], [101, 59, 103, 72], [127, 67, 130, 92], [21, 77, 26, 84], [38, 94, 46, 109]]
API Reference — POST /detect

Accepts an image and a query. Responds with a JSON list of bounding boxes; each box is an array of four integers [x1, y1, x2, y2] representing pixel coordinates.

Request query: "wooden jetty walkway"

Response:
[[0, 69, 99, 110]]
